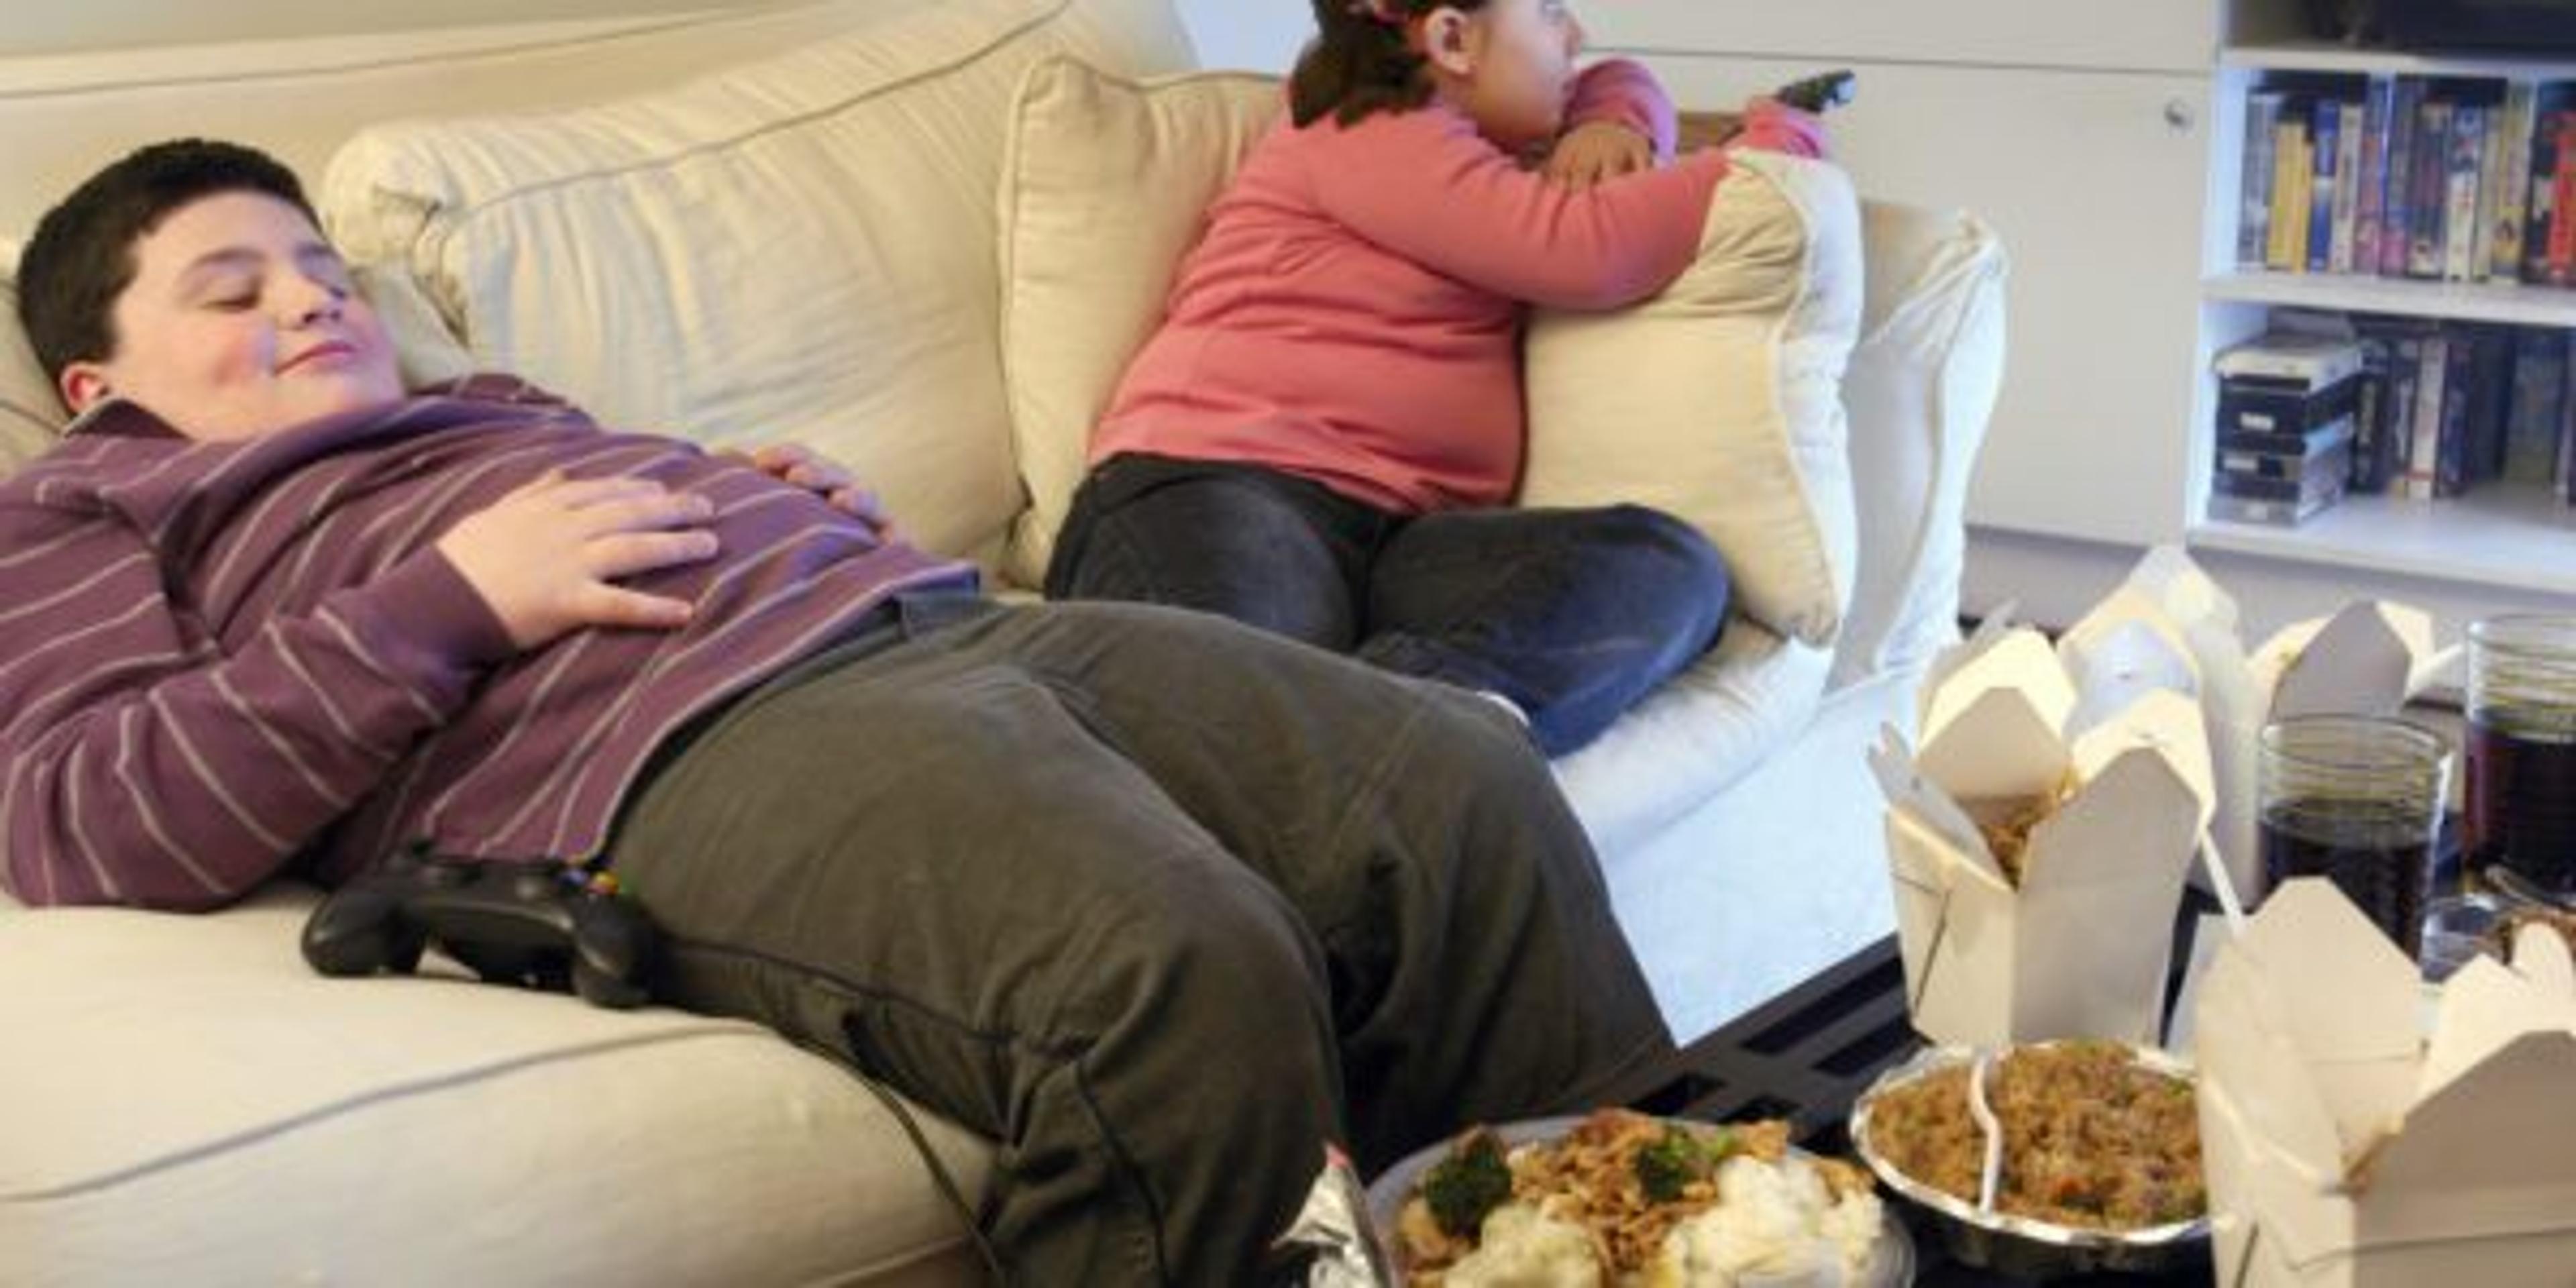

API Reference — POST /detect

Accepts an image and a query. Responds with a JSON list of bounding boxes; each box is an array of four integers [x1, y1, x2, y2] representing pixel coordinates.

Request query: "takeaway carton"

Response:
[[1874, 621, 2211, 1047], [2193, 879, 2576, 1287], [2099, 549, 2449, 902]]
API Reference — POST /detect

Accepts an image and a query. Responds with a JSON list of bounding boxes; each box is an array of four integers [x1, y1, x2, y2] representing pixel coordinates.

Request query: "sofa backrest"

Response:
[[0, 0, 1195, 566], [0, 2, 1007, 241]]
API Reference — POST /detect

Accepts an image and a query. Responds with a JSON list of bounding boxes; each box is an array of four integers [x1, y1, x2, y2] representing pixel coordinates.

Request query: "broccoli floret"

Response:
[[1634, 1125, 1735, 1203], [1422, 1130, 1513, 1238]]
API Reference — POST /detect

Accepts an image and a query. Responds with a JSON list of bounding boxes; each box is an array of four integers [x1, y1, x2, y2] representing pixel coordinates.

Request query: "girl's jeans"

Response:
[[1045, 453, 1731, 756]]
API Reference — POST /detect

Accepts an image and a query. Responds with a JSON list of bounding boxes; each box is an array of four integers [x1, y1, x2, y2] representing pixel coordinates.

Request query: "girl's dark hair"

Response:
[[1289, 0, 1491, 129], [16, 138, 319, 392]]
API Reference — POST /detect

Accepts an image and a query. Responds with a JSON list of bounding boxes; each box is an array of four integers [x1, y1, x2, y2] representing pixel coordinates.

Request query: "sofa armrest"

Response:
[[1829, 201, 2007, 689]]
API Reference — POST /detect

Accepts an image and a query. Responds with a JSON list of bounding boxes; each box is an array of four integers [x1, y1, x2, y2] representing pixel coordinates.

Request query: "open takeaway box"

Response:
[[2192, 878, 2576, 1286], [1870, 608, 2213, 1049]]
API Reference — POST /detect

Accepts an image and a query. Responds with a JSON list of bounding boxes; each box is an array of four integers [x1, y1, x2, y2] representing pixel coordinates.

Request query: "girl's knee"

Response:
[[1599, 504, 1729, 600]]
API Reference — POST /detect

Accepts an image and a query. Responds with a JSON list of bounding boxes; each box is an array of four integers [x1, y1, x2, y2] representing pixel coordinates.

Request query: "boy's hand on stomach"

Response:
[[436, 472, 721, 650], [720, 441, 899, 546]]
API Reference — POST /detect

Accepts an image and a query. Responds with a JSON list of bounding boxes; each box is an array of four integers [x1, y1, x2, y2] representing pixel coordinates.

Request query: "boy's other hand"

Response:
[[725, 441, 900, 546], [1542, 121, 1654, 190], [436, 472, 720, 649]]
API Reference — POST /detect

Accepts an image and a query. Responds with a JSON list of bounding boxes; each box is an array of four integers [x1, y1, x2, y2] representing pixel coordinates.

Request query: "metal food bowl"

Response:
[[1848, 1043, 2211, 1279]]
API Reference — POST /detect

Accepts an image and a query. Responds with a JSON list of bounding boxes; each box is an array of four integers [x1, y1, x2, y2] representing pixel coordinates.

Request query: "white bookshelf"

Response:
[[2204, 271, 2576, 328], [2188, 13, 2576, 621], [2221, 41, 2576, 83], [2189, 484, 2576, 596]]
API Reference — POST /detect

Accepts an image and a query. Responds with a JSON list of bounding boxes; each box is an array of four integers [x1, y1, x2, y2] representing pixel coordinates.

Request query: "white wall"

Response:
[[1175, 0, 1307, 72], [0, 0, 1316, 65]]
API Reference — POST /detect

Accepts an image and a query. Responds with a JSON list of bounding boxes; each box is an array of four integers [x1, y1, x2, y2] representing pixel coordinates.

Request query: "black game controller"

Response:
[[301, 847, 659, 1009], [1774, 70, 1857, 115]]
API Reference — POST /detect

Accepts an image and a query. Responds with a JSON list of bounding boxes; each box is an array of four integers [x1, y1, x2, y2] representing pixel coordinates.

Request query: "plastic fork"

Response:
[[1968, 1052, 2004, 1214]]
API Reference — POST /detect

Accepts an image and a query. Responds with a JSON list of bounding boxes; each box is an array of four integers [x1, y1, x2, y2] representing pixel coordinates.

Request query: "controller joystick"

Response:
[[302, 849, 659, 1009]]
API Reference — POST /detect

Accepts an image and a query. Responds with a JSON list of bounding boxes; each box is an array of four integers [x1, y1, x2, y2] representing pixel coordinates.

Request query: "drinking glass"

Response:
[[2259, 715, 2451, 959], [2465, 614, 2576, 908]]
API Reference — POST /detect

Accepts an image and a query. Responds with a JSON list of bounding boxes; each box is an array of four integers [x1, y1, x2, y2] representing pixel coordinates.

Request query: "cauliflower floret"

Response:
[[1654, 1156, 1885, 1287], [1443, 1203, 1605, 1288]]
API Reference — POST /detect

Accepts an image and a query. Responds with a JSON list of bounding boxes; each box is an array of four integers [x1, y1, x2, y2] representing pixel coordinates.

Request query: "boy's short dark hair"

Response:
[[15, 139, 319, 393]]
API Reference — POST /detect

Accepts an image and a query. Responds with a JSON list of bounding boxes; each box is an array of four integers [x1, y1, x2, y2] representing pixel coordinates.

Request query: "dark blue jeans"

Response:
[[1044, 453, 1732, 755]]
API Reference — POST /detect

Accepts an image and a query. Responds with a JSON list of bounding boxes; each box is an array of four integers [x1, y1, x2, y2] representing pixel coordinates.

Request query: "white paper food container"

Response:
[[2192, 879, 2576, 1287], [2097, 549, 2450, 904], [1877, 626, 2212, 1047]]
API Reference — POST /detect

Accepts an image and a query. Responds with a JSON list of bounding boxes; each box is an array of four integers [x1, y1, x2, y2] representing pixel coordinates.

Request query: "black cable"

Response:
[[850, 1065, 1013, 1287], [788, 1031, 1012, 1287]]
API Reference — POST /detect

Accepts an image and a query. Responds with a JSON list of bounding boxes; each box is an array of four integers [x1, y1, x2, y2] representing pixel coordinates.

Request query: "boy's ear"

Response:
[[1417, 6, 1479, 77], [58, 361, 111, 416]]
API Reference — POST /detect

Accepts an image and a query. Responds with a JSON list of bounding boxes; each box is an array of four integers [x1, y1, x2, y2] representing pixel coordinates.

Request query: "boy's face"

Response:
[[60, 191, 404, 442], [1430, 0, 1587, 152]]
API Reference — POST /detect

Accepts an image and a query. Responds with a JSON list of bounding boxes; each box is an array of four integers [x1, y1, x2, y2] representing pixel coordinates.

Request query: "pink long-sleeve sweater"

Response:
[[1089, 60, 1823, 513]]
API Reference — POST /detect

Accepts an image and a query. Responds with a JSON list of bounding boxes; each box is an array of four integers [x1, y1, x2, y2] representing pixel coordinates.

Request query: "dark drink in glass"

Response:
[[2257, 715, 2450, 964], [2465, 615, 2576, 909], [2464, 719, 2576, 904], [2260, 800, 2436, 958]]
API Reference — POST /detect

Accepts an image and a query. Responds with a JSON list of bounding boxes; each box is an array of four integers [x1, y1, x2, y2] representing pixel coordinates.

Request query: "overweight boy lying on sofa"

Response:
[[0, 140, 1673, 1285]]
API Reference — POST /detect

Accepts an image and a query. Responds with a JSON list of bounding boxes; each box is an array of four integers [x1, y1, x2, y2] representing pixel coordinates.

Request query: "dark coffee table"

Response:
[[1601, 930, 2213, 1287]]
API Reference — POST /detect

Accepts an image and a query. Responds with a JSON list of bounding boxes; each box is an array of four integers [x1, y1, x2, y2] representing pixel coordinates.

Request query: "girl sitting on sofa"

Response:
[[1044, 0, 1823, 755]]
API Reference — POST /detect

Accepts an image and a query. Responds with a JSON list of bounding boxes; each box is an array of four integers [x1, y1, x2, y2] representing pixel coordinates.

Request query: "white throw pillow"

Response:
[[1832, 203, 2008, 686], [1521, 151, 1864, 647], [996, 60, 1282, 588], [321, 0, 1193, 566]]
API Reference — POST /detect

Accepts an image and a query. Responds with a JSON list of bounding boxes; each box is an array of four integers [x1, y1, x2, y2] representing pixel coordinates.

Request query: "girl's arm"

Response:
[[1305, 105, 1728, 311]]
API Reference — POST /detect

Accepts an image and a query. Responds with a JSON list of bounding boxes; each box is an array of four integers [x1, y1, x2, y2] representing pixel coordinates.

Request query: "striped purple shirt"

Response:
[[0, 376, 975, 910]]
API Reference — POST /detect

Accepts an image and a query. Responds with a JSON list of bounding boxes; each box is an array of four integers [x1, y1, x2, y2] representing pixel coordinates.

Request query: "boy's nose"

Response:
[[1566, 13, 1587, 55], [282, 278, 344, 326]]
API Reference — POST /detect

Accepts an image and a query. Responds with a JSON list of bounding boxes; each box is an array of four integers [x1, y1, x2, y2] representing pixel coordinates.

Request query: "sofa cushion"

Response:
[[994, 63, 1862, 643], [0, 241, 64, 473], [996, 61, 1282, 588], [320, 0, 1194, 566], [1520, 151, 1864, 647], [0, 888, 994, 1284], [1551, 625, 1829, 857]]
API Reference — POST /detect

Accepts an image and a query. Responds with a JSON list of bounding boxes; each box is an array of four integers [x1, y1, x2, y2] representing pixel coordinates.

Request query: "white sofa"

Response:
[[0, 0, 2004, 1281]]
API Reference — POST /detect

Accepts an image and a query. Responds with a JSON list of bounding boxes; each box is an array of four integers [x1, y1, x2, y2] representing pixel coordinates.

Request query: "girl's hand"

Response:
[[729, 441, 901, 545], [1728, 97, 1828, 159], [436, 473, 720, 650], [1542, 121, 1655, 190]]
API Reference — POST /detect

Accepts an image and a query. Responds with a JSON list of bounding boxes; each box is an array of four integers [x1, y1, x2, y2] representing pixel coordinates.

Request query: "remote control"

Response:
[[1775, 70, 1857, 115]]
